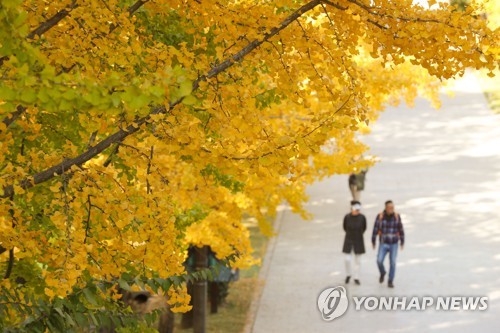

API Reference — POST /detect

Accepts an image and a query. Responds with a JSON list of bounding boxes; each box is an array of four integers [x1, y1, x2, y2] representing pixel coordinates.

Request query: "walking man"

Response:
[[348, 169, 367, 201], [372, 200, 404, 288], [342, 201, 367, 285]]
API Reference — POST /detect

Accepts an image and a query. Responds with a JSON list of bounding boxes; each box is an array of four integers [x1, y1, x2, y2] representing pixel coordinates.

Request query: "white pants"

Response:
[[345, 252, 361, 279]]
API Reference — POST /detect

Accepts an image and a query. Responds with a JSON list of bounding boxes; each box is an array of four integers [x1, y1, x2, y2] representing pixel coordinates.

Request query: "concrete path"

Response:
[[251, 73, 500, 333]]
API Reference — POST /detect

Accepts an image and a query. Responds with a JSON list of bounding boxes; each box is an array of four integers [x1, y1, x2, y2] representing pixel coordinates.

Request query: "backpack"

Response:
[[376, 212, 400, 237], [377, 212, 400, 222], [355, 171, 366, 190]]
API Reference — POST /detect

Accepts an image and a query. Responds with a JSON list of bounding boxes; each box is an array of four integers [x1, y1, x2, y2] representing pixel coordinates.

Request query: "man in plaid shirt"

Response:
[[372, 200, 405, 288]]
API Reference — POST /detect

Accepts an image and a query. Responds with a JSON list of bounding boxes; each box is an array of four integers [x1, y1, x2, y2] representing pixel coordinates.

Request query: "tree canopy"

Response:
[[0, 0, 498, 330]]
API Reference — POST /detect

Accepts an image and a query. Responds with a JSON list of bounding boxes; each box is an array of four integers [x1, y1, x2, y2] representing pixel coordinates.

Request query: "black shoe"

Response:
[[345, 276, 351, 284], [388, 281, 394, 288], [379, 273, 385, 284], [354, 279, 360, 285]]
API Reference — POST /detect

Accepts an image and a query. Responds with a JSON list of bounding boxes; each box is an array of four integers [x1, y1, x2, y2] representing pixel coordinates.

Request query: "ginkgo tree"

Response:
[[0, 0, 498, 331]]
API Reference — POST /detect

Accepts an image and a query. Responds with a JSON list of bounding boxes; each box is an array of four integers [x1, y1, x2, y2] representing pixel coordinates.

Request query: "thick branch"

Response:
[[0, 2, 78, 67], [3, 249, 14, 279], [26, 1, 78, 40], [1, 105, 164, 198], [127, 0, 149, 15], [0, 0, 150, 131], [0, 0, 323, 199], [109, 0, 150, 33], [0, 106, 25, 134], [193, 0, 322, 89]]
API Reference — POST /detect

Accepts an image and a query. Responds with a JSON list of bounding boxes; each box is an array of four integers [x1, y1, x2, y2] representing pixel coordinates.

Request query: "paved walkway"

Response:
[[251, 74, 500, 333]]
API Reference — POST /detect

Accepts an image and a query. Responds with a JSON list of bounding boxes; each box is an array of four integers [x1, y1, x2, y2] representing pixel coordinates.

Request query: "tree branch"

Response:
[[109, 0, 150, 33], [26, 1, 79, 40], [0, 2, 78, 67], [127, 0, 149, 15], [3, 249, 14, 279], [0, 106, 25, 134], [1, 0, 324, 199], [0, 0, 150, 132], [192, 0, 322, 90]]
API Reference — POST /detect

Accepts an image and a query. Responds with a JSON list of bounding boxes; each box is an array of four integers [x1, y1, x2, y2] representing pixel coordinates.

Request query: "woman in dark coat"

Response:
[[342, 200, 367, 285]]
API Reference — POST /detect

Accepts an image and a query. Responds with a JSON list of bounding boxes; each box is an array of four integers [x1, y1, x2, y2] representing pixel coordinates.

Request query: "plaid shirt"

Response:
[[371, 212, 405, 245]]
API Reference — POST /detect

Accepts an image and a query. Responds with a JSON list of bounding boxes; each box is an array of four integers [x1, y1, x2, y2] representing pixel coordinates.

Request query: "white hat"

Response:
[[352, 203, 361, 211]]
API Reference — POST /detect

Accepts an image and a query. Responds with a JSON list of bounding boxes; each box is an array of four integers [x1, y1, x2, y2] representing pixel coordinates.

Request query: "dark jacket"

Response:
[[342, 213, 367, 254], [348, 174, 357, 186]]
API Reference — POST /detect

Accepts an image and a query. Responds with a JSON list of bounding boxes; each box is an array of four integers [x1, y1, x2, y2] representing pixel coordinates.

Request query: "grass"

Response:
[[478, 70, 500, 114], [173, 220, 270, 333], [484, 91, 500, 113]]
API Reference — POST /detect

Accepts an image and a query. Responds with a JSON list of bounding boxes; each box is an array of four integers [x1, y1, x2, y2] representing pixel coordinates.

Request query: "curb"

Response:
[[242, 202, 288, 333]]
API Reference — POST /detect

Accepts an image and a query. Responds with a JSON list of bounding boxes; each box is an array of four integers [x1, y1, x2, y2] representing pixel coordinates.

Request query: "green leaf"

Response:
[[20, 89, 37, 103], [129, 93, 150, 110], [179, 81, 192, 97], [0, 86, 16, 100], [111, 93, 121, 107], [118, 279, 131, 291], [182, 94, 197, 105], [82, 288, 98, 306]]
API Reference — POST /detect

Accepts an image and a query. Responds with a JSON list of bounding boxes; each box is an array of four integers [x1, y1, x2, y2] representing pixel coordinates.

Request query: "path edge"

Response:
[[242, 202, 288, 333]]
